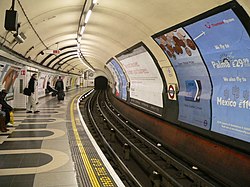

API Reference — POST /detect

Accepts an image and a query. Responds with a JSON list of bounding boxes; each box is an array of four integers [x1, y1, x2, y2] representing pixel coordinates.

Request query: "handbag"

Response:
[[23, 88, 31, 96], [9, 111, 14, 124], [52, 92, 57, 96]]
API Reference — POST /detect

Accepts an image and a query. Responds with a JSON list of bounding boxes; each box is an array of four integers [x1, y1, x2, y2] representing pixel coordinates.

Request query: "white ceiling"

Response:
[[0, 0, 249, 75]]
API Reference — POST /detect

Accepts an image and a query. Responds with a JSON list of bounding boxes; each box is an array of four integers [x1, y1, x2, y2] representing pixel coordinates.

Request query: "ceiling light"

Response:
[[93, 0, 98, 4], [84, 10, 92, 24], [80, 25, 85, 35], [77, 35, 81, 43], [78, 56, 94, 71]]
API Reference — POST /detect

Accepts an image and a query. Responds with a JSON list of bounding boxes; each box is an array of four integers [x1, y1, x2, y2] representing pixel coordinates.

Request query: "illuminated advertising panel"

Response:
[[107, 61, 119, 95], [154, 28, 212, 129], [185, 9, 250, 142], [107, 59, 128, 100], [111, 59, 128, 100], [117, 45, 163, 115], [0, 63, 19, 101], [37, 72, 47, 97]]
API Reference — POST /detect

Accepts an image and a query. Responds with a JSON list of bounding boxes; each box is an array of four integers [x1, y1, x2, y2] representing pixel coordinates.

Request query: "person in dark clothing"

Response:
[[0, 89, 13, 130], [46, 81, 57, 95], [0, 112, 7, 132], [55, 76, 64, 91], [55, 76, 64, 101], [26, 74, 39, 113]]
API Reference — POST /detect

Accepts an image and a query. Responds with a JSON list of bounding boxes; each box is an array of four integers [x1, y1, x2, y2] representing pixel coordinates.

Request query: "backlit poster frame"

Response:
[[105, 64, 116, 95], [0, 62, 20, 101], [153, 26, 212, 130], [184, 6, 250, 142], [116, 42, 165, 116], [37, 72, 47, 97], [152, 1, 250, 142], [106, 58, 128, 101]]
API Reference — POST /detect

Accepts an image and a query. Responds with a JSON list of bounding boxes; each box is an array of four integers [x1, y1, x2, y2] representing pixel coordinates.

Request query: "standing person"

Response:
[[55, 76, 64, 102], [26, 74, 40, 113]]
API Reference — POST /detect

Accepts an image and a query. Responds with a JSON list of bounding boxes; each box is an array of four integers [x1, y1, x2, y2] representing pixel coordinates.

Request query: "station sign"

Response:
[[168, 84, 177, 100], [44, 49, 61, 54]]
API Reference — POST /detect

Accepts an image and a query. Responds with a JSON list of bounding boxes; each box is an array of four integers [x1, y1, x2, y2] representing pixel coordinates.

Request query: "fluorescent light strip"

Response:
[[77, 35, 82, 43], [84, 10, 92, 24], [80, 25, 86, 35], [78, 52, 94, 71]]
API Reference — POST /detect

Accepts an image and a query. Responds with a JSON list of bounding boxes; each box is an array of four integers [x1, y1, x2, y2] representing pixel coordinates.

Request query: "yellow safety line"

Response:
[[70, 96, 101, 187]]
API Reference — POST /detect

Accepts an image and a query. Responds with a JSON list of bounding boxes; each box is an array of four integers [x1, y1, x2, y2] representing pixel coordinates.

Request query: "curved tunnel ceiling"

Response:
[[0, 0, 249, 75]]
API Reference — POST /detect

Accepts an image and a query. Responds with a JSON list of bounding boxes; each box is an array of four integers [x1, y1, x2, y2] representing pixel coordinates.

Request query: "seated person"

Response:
[[0, 89, 13, 126], [0, 105, 8, 132], [46, 82, 57, 94]]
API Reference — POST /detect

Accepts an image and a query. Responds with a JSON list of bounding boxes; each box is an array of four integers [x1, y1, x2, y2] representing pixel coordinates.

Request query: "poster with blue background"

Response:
[[154, 28, 212, 129], [185, 9, 250, 142], [110, 59, 128, 101]]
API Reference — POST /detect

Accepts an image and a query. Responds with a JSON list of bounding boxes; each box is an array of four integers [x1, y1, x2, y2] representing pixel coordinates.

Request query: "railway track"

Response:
[[79, 90, 226, 187]]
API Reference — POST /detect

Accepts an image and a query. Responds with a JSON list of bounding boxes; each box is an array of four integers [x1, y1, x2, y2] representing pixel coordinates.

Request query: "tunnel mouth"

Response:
[[94, 76, 108, 90]]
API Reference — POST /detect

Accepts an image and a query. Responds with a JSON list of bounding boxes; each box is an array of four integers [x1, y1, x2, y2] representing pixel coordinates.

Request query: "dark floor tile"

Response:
[[4, 154, 24, 160], [1, 162, 21, 169], [0, 154, 23, 168], [38, 154, 53, 165], [19, 161, 40, 168], [13, 174, 35, 181], [39, 105, 60, 108], [0, 182, 11, 187], [19, 153, 40, 168], [39, 111, 58, 113], [0, 175, 14, 183], [0, 133, 11, 136], [22, 153, 40, 161], [21, 119, 55, 123], [26, 115, 51, 118], [11, 180, 34, 187], [9, 131, 53, 138], [24, 141, 42, 148], [0, 153, 52, 169], [16, 124, 47, 129], [0, 154, 7, 160], [0, 141, 42, 150]]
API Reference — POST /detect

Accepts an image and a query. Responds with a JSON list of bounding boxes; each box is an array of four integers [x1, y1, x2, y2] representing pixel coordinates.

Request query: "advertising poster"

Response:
[[117, 45, 163, 115], [71, 77, 77, 88], [37, 72, 47, 97], [185, 9, 250, 142], [110, 59, 127, 101], [154, 28, 212, 129], [52, 76, 58, 86], [47, 75, 55, 87], [66, 76, 72, 88], [107, 63, 120, 97], [0, 63, 19, 101]]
